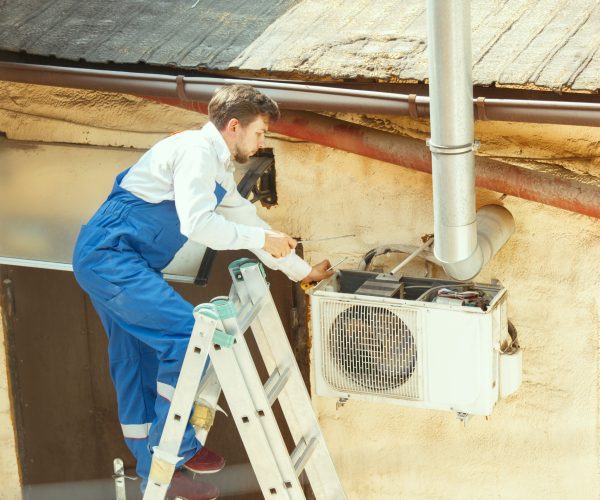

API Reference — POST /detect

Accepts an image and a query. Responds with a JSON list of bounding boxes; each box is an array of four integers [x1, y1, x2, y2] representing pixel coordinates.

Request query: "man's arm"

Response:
[[172, 146, 267, 251], [216, 174, 314, 281]]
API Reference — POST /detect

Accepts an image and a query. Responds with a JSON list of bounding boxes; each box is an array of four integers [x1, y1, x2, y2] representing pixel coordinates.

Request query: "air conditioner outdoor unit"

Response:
[[309, 270, 522, 417]]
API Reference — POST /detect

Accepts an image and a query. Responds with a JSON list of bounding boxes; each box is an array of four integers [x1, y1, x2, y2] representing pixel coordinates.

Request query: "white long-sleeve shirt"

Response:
[[120, 122, 312, 282]]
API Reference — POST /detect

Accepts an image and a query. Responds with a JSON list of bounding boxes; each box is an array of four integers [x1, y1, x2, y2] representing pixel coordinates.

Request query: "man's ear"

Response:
[[224, 118, 240, 133]]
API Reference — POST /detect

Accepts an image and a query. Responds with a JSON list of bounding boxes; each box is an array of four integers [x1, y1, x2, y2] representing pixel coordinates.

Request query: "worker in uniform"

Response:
[[72, 84, 332, 500]]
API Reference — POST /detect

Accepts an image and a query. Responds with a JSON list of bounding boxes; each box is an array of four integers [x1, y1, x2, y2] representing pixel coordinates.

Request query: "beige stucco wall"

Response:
[[0, 81, 599, 499]]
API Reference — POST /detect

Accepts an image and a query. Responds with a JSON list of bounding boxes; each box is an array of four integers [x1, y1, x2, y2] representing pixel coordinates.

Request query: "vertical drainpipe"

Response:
[[426, 0, 515, 281]]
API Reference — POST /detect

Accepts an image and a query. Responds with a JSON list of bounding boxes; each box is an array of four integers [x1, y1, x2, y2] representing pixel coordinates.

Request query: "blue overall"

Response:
[[72, 169, 227, 490]]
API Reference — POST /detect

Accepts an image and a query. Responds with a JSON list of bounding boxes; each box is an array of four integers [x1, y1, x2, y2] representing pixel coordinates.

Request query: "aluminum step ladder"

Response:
[[141, 258, 346, 500]]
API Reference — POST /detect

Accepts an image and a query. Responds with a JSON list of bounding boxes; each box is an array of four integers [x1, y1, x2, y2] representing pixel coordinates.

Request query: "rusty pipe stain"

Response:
[[0, 57, 595, 218], [274, 111, 433, 174], [147, 98, 600, 219], [276, 111, 600, 219]]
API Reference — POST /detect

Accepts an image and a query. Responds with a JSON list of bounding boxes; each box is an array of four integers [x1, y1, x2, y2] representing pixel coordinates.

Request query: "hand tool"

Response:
[[297, 234, 355, 244]]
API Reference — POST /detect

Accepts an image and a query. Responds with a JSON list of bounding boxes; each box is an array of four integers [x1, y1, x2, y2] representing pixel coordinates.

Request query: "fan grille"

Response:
[[319, 299, 422, 400]]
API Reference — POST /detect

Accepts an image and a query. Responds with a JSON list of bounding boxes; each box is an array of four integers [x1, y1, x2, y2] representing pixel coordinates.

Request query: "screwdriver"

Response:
[[297, 234, 355, 244], [326, 256, 348, 271]]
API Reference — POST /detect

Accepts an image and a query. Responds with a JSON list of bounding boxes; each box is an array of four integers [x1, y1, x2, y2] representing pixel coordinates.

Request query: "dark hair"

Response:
[[208, 84, 280, 130]]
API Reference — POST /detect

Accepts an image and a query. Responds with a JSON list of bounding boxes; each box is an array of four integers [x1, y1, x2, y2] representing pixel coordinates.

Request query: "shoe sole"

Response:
[[168, 496, 218, 500], [183, 464, 226, 475]]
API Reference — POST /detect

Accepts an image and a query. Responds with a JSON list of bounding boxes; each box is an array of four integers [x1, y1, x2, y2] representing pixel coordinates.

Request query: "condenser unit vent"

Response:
[[319, 299, 421, 400]]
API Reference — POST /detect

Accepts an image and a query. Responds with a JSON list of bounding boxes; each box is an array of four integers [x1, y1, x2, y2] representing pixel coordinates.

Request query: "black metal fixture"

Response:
[[194, 150, 277, 286]]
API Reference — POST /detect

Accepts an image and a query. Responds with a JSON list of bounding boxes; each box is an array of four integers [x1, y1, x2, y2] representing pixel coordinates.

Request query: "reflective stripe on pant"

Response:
[[89, 264, 202, 491], [72, 170, 225, 492]]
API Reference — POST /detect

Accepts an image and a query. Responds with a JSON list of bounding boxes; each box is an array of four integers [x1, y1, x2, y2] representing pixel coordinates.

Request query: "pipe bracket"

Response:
[[175, 75, 188, 101], [426, 139, 480, 155], [408, 94, 419, 119], [476, 97, 488, 121]]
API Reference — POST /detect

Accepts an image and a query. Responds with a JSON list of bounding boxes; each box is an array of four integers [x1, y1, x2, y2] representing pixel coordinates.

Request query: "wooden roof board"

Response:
[[534, 6, 600, 90], [0, 0, 299, 69], [472, 0, 597, 89], [231, 0, 600, 92], [0, 0, 598, 92]]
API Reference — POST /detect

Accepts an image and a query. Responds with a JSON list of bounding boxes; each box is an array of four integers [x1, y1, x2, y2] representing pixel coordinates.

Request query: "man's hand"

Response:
[[301, 259, 334, 284], [263, 231, 297, 258]]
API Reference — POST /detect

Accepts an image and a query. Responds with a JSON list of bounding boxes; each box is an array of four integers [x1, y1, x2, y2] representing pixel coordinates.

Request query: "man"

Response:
[[72, 85, 332, 500]]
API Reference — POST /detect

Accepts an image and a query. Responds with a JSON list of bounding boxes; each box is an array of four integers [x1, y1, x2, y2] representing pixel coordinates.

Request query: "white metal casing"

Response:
[[310, 274, 515, 416]]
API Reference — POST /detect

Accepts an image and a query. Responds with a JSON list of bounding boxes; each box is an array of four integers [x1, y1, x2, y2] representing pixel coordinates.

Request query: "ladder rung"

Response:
[[263, 366, 291, 406], [291, 437, 319, 476], [235, 294, 268, 333]]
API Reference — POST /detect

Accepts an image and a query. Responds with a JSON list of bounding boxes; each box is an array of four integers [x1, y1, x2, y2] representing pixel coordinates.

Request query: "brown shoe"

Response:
[[168, 470, 219, 500], [183, 447, 226, 474]]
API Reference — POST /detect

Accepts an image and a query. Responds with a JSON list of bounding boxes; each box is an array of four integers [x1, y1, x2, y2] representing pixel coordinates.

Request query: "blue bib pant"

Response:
[[72, 170, 227, 490]]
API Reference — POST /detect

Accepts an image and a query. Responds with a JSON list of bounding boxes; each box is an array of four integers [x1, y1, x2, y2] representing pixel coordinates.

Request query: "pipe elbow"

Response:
[[442, 205, 515, 280]]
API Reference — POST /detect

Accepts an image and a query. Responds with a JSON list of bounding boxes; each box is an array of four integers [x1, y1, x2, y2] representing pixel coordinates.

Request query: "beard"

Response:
[[232, 144, 252, 164], [233, 151, 250, 164]]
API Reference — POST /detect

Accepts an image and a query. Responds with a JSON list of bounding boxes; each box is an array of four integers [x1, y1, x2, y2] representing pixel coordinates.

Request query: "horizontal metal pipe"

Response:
[[0, 61, 598, 127], [476, 97, 600, 127], [0, 62, 597, 219], [273, 110, 434, 173], [148, 98, 600, 219], [0, 62, 412, 115]]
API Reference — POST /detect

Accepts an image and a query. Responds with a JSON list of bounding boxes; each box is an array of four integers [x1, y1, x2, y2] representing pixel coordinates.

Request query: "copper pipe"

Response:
[[0, 62, 598, 127]]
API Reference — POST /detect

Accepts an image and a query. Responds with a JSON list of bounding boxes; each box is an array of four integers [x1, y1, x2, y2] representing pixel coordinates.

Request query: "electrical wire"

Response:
[[415, 284, 474, 302], [500, 320, 520, 354]]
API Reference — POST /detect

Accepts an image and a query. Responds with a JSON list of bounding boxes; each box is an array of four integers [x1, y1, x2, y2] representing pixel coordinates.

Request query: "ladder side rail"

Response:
[[191, 292, 266, 446], [228, 333, 305, 499], [215, 299, 305, 498], [237, 265, 347, 500], [210, 339, 298, 499], [143, 313, 216, 500], [248, 299, 346, 500]]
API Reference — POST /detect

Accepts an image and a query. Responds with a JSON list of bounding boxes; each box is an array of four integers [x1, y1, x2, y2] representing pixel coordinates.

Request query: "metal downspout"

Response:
[[426, 0, 515, 280]]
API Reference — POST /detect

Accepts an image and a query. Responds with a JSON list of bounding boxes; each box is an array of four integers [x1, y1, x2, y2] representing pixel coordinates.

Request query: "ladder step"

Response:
[[235, 294, 268, 334], [263, 366, 291, 406], [290, 437, 319, 476]]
